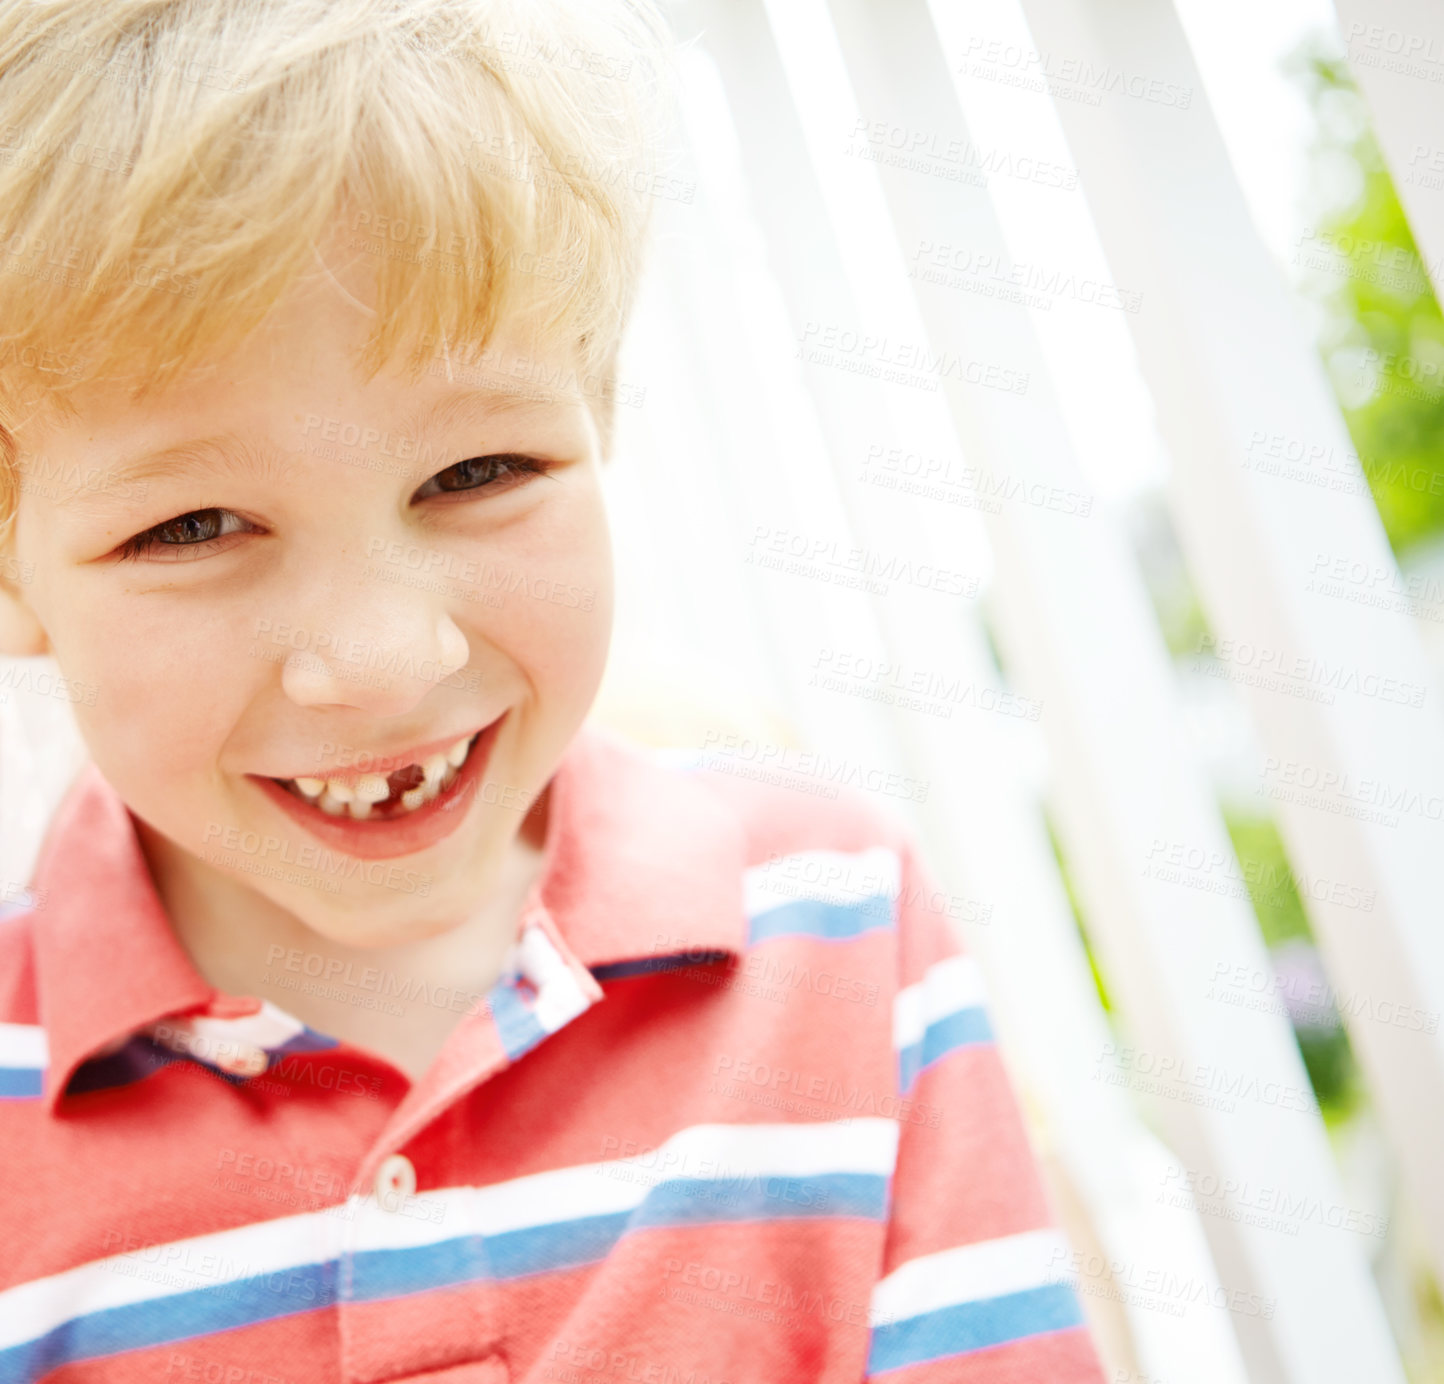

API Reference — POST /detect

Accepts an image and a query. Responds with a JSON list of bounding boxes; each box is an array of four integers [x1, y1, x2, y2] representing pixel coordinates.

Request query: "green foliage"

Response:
[[1158, 588, 1211, 661], [1221, 812, 1312, 947], [1223, 810, 1359, 1117], [1288, 39, 1444, 557], [1042, 813, 1112, 1015], [1297, 1028, 1358, 1122]]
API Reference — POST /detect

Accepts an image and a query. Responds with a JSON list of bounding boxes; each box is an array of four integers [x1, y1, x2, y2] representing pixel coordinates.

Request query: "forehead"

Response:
[[15, 268, 591, 495]]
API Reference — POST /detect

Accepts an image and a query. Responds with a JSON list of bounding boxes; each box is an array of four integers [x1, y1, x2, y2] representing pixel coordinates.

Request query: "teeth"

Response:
[[354, 774, 390, 804], [324, 778, 354, 804], [288, 731, 482, 820]]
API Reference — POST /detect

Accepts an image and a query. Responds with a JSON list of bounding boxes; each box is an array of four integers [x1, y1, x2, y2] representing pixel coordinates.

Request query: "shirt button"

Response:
[[375, 1153, 416, 1210], [213, 1044, 268, 1078]]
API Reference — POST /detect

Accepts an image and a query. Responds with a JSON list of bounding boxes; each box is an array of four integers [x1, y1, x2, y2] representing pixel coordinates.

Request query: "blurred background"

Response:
[[5, 0, 1444, 1380], [588, 0, 1444, 1381]]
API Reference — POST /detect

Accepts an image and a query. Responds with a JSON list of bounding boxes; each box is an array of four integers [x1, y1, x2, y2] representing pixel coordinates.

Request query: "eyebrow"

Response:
[[49, 383, 572, 511], [46, 433, 292, 512], [403, 381, 575, 440]]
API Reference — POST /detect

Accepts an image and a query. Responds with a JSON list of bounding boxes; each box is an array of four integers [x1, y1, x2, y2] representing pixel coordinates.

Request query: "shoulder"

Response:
[[659, 738, 976, 982], [574, 724, 958, 979], [577, 720, 920, 865]]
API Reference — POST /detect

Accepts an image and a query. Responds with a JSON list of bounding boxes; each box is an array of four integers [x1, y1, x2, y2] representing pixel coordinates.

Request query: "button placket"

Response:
[[335, 912, 599, 1382], [339, 1142, 503, 1383]]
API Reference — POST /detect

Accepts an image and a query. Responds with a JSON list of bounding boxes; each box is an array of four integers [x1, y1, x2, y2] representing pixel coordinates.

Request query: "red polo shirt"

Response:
[[0, 722, 1105, 1383]]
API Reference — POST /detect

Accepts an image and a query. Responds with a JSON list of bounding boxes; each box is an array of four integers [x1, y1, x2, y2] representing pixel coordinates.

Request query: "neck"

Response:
[[134, 785, 553, 1082]]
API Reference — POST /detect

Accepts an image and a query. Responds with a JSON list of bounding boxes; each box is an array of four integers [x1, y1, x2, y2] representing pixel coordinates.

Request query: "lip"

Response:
[[247, 713, 506, 861]]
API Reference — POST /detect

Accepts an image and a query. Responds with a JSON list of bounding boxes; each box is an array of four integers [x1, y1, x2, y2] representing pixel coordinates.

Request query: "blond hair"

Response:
[[0, 0, 673, 514]]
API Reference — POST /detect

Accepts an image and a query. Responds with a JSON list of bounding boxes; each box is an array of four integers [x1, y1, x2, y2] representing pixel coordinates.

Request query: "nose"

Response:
[[279, 600, 472, 717]]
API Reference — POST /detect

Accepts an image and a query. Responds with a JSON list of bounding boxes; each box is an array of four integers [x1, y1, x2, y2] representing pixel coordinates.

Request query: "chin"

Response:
[[281, 881, 453, 936]]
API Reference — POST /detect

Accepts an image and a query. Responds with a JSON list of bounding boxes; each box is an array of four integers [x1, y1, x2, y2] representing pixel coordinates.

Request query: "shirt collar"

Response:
[[533, 722, 748, 967], [31, 760, 214, 1112], [29, 722, 747, 1111]]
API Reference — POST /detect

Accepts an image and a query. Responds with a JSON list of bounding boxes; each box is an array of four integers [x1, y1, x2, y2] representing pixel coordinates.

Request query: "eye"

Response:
[[117, 508, 255, 561], [411, 453, 549, 502]]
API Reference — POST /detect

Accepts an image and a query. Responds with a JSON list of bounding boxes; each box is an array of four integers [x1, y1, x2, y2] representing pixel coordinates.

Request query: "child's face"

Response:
[[5, 266, 614, 945]]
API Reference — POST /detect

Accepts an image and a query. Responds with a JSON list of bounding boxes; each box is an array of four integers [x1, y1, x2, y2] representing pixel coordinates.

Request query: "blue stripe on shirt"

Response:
[[867, 1283, 1085, 1375], [898, 1005, 994, 1092], [748, 894, 893, 945], [0, 1169, 893, 1380], [0, 1067, 43, 1100]]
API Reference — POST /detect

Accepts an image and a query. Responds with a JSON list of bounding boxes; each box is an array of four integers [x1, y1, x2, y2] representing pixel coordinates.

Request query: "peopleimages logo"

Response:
[[364, 538, 596, 610], [250, 618, 483, 693], [200, 823, 432, 897], [263, 944, 489, 1017]]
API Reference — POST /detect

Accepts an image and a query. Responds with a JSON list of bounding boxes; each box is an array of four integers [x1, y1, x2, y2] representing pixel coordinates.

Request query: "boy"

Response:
[[0, 1, 1107, 1380]]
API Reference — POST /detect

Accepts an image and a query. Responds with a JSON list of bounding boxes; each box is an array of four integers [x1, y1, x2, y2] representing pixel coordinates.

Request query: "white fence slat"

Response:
[[1017, 0, 1444, 1321], [809, 0, 1408, 1378]]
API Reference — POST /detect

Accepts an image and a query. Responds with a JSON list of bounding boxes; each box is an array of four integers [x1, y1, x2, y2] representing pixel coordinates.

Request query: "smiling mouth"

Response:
[[269, 733, 479, 822]]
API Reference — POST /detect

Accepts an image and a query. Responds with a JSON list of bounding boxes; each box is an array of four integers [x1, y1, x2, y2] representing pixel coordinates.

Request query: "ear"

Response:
[[0, 581, 48, 656], [0, 436, 50, 655], [0, 541, 48, 656]]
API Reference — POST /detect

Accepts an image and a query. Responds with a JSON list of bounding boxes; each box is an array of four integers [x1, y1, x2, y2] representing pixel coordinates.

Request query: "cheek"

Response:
[[461, 486, 614, 692], [43, 580, 259, 789]]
